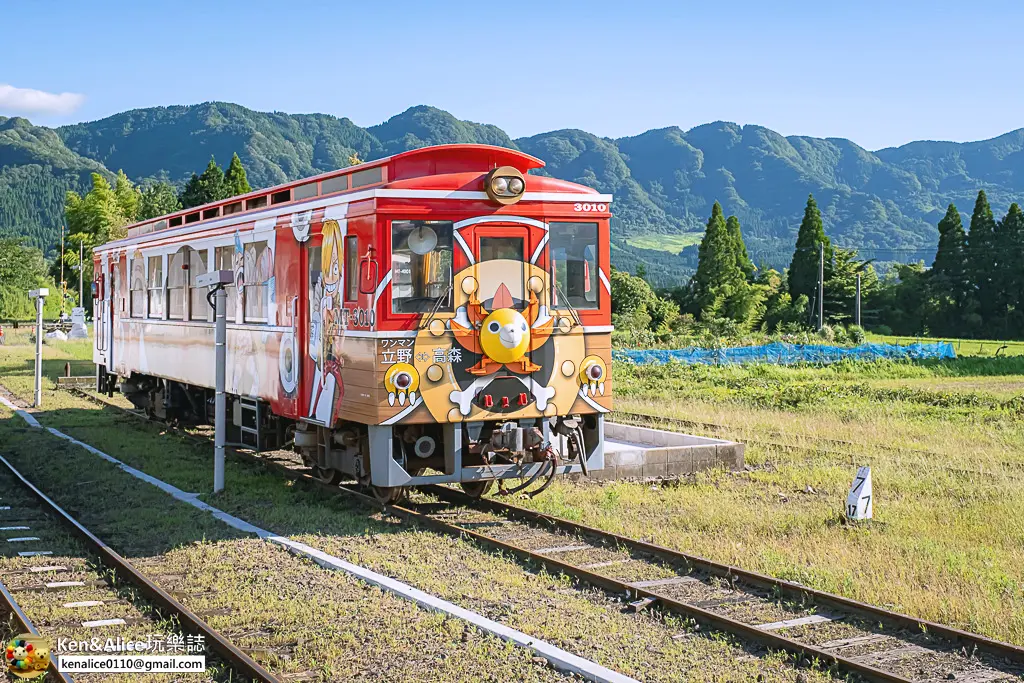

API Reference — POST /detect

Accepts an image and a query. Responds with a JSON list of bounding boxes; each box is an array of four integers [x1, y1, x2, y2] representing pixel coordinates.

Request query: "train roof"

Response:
[[111, 144, 608, 248]]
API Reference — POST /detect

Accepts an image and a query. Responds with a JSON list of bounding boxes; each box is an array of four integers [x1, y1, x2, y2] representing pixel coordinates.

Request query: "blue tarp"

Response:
[[613, 341, 956, 366]]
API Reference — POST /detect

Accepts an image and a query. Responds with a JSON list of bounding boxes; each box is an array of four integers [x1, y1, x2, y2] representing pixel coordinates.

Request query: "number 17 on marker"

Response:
[[846, 466, 873, 521]]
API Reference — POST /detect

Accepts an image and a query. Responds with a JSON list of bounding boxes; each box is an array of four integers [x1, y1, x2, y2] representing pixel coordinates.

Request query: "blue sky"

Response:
[[2, 0, 1022, 150]]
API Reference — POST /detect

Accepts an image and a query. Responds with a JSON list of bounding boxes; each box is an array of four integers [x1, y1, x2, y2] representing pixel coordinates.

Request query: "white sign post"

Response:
[[29, 288, 48, 408], [69, 306, 88, 339], [846, 466, 873, 521]]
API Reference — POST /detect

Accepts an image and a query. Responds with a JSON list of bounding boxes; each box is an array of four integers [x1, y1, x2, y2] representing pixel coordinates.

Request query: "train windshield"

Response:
[[391, 220, 454, 313], [549, 222, 599, 309]]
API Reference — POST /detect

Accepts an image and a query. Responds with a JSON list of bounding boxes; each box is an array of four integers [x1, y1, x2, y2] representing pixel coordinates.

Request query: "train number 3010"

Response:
[[573, 203, 607, 212]]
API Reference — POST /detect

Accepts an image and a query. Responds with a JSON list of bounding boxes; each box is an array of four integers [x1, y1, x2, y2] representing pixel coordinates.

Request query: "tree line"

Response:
[[877, 191, 1024, 338], [612, 191, 1024, 341], [0, 154, 252, 320]]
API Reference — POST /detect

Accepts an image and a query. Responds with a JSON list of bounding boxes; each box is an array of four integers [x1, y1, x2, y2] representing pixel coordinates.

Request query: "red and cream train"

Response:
[[92, 144, 613, 501]]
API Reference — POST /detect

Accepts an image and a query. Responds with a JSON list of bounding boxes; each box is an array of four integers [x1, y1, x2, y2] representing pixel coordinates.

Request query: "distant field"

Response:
[[625, 232, 704, 254], [867, 333, 1024, 357]]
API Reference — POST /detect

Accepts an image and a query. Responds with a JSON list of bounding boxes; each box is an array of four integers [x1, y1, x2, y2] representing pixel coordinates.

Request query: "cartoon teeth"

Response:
[[578, 356, 607, 397], [384, 363, 419, 408]]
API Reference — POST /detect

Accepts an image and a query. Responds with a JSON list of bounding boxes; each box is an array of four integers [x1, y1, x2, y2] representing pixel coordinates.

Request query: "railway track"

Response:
[[58, 386, 1024, 682], [0, 450, 281, 682]]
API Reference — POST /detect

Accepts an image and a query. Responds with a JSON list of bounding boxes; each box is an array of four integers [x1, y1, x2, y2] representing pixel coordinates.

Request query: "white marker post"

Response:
[[28, 288, 48, 408], [195, 270, 234, 493], [846, 466, 873, 521]]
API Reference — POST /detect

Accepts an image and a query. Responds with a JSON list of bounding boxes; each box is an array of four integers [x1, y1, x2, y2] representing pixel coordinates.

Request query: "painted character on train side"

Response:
[[308, 219, 345, 424]]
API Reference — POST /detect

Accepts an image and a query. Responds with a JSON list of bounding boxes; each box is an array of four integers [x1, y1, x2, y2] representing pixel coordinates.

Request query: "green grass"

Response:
[[7, 331, 1024, 661], [0, 337, 830, 682], [625, 232, 704, 254], [515, 357, 1024, 647]]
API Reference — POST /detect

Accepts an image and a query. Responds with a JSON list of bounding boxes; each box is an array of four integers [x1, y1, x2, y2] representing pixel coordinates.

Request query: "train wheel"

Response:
[[314, 467, 343, 485], [371, 486, 406, 505], [460, 481, 494, 498]]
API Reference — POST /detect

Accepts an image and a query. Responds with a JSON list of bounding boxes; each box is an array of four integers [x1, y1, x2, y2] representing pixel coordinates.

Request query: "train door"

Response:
[[300, 231, 323, 425], [300, 220, 345, 428], [106, 259, 117, 370], [471, 221, 548, 382]]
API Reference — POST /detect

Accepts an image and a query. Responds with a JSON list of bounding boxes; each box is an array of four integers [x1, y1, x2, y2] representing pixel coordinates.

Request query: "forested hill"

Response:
[[3, 102, 1023, 286]]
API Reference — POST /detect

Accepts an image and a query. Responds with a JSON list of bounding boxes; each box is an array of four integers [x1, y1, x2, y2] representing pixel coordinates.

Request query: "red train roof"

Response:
[[119, 144, 550, 236]]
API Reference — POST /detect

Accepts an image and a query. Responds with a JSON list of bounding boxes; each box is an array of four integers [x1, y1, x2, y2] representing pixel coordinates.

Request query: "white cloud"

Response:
[[0, 83, 85, 116]]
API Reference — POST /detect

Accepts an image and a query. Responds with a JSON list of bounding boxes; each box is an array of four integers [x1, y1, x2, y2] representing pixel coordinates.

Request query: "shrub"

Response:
[[874, 324, 893, 336], [817, 324, 836, 342], [847, 325, 866, 343]]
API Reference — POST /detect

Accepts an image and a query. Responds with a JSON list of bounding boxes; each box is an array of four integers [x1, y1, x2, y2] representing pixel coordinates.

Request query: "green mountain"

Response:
[[0, 116, 109, 250], [2, 101, 1022, 287]]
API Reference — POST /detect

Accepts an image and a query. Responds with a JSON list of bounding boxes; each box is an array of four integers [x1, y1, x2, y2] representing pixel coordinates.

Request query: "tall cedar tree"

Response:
[[932, 203, 968, 306], [179, 157, 227, 209], [224, 152, 252, 197], [787, 194, 833, 303], [966, 190, 998, 319], [726, 214, 755, 279], [691, 202, 744, 312], [995, 203, 1024, 320]]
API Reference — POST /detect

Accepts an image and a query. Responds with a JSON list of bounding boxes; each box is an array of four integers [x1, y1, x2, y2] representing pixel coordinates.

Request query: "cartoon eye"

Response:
[[521, 322, 528, 332], [488, 321, 500, 333]]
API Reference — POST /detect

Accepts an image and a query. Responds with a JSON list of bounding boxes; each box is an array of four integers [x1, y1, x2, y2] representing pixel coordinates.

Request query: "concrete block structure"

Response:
[[574, 423, 744, 481]]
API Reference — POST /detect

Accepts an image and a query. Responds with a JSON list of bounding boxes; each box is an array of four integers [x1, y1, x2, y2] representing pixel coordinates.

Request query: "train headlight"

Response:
[[578, 356, 608, 397], [385, 362, 420, 407], [484, 166, 526, 205]]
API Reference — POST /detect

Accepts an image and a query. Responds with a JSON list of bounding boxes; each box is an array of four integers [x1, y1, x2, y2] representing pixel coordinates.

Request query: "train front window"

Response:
[[479, 237, 523, 262], [391, 220, 453, 314], [549, 222, 599, 310]]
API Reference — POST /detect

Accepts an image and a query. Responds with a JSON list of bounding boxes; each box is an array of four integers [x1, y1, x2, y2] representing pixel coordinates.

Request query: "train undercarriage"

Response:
[[105, 368, 603, 503]]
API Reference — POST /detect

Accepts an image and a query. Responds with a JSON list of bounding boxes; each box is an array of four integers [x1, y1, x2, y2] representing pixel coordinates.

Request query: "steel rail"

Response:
[[0, 454, 280, 683], [0, 576, 75, 682], [425, 484, 1024, 669], [60, 387, 1024, 679]]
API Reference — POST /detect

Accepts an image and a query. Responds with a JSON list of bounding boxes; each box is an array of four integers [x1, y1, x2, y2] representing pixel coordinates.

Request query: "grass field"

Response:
[[625, 233, 704, 254], [0, 336, 829, 682], [3, 331, 1023, 658], [518, 357, 1024, 647]]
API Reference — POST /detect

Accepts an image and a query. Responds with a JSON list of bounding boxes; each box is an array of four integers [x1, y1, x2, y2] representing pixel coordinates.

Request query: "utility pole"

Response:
[[79, 240, 84, 308], [855, 273, 862, 327], [59, 225, 66, 318], [818, 242, 824, 331]]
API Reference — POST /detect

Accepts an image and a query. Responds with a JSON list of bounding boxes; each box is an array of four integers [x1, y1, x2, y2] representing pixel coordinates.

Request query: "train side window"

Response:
[[391, 220, 453, 314], [130, 254, 146, 318], [147, 255, 164, 318], [344, 235, 358, 302], [188, 248, 208, 321], [243, 241, 272, 323], [167, 248, 187, 320], [215, 246, 238, 321], [549, 222, 599, 310]]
